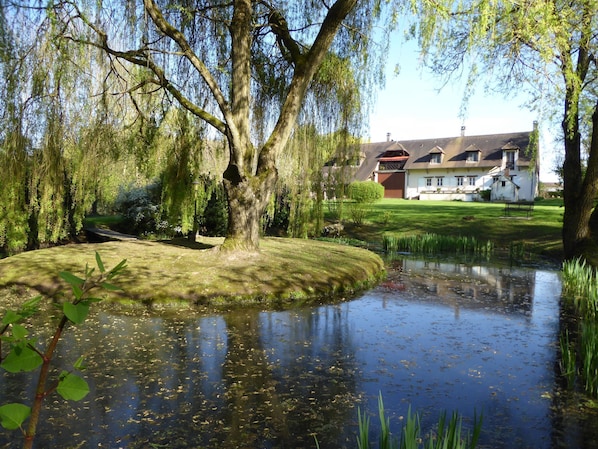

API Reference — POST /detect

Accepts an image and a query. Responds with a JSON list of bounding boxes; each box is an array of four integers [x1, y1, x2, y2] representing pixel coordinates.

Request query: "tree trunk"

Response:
[[562, 98, 598, 260], [221, 162, 278, 252]]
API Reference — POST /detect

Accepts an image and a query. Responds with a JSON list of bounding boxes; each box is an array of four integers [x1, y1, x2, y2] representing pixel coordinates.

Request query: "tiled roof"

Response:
[[400, 131, 533, 170]]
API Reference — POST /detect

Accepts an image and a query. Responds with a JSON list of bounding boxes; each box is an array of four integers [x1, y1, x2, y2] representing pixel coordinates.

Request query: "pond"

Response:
[[0, 258, 595, 448]]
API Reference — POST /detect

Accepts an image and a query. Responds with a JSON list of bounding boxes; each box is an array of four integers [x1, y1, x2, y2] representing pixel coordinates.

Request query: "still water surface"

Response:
[[0, 259, 591, 448]]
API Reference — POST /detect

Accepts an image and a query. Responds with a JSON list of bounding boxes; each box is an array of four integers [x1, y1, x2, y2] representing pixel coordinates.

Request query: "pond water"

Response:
[[0, 258, 594, 448]]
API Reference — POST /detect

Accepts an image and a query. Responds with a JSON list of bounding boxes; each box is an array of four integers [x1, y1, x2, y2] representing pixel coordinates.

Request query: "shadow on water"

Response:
[[1, 257, 597, 448]]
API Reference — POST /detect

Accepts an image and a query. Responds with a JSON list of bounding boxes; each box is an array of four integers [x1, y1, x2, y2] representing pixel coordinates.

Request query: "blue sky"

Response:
[[366, 41, 560, 182]]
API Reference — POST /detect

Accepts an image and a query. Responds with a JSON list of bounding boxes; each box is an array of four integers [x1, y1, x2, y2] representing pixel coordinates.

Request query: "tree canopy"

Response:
[[0, 0, 401, 253], [412, 0, 598, 259]]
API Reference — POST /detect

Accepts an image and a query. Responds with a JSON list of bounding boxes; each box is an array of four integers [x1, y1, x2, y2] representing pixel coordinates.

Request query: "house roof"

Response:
[[353, 141, 403, 181], [400, 131, 534, 170]]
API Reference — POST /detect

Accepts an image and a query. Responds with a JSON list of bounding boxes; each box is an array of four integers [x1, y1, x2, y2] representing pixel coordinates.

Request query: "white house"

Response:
[[352, 125, 539, 202]]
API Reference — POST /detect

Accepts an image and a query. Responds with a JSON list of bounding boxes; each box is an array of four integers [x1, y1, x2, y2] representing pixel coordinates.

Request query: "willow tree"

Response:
[[413, 1, 598, 260], [42, 0, 391, 251]]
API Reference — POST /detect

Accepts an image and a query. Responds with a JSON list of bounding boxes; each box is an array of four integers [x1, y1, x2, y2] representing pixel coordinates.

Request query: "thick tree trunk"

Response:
[[221, 162, 277, 252], [562, 99, 598, 260]]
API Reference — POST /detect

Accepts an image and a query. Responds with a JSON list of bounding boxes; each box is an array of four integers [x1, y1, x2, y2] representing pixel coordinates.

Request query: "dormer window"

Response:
[[505, 150, 516, 169], [501, 142, 520, 170], [464, 144, 480, 163], [466, 151, 479, 162], [429, 146, 444, 164]]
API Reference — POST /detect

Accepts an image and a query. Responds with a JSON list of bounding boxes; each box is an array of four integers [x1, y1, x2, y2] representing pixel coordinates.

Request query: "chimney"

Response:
[[386, 132, 391, 142], [460, 125, 466, 137], [533, 120, 538, 131]]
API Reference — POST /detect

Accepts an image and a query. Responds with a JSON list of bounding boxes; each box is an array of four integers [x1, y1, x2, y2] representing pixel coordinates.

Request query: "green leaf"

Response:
[[107, 259, 127, 279], [59, 272, 85, 299], [100, 282, 122, 291], [95, 252, 105, 273], [1, 310, 21, 326], [0, 403, 31, 430], [10, 324, 28, 340], [73, 356, 86, 371], [57, 372, 89, 401], [21, 295, 42, 311], [1, 344, 43, 373], [63, 302, 89, 325]]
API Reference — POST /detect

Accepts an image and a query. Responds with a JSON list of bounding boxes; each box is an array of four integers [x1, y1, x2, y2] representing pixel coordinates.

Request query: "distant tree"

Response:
[[414, 0, 598, 259]]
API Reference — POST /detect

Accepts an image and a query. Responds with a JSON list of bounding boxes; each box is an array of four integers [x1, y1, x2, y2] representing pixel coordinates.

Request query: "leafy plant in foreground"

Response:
[[0, 252, 126, 449]]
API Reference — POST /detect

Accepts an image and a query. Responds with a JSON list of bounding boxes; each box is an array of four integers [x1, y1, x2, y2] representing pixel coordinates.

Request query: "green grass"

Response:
[[0, 238, 385, 312], [328, 199, 564, 260]]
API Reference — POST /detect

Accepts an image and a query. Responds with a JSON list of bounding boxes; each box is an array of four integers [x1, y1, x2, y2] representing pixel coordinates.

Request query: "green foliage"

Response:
[[383, 233, 494, 259], [113, 182, 167, 236], [201, 181, 229, 237], [560, 258, 598, 397], [348, 181, 385, 204], [357, 394, 482, 449], [0, 252, 126, 447]]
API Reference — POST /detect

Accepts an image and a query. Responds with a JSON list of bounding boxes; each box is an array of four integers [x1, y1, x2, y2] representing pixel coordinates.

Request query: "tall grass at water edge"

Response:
[[355, 394, 482, 449], [382, 233, 494, 260], [560, 258, 598, 397]]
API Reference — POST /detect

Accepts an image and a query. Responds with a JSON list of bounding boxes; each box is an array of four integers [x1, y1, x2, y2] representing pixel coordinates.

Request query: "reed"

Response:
[[562, 257, 598, 318], [357, 394, 482, 449], [559, 330, 577, 390], [581, 322, 598, 396], [382, 233, 494, 259]]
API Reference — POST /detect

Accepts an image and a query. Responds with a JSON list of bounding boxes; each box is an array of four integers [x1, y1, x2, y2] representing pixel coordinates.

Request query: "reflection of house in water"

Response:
[[387, 259, 536, 319]]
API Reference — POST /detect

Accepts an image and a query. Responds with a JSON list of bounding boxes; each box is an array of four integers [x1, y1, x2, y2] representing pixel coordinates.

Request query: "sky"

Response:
[[366, 40, 560, 182]]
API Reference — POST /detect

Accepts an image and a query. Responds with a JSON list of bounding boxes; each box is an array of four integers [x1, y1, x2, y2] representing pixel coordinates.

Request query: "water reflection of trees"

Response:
[[0, 306, 359, 448]]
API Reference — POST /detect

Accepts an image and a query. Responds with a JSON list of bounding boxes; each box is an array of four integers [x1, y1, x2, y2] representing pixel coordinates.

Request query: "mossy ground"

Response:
[[0, 237, 385, 312]]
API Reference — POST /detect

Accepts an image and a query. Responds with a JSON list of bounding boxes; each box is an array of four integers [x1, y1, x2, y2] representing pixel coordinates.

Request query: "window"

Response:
[[468, 176, 476, 186], [501, 181, 507, 187], [425, 178, 433, 187], [430, 153, 441, 164], [436, 177, 444, 187], [466, 151, 479, 162], [505, 151, 516, 169], [456, 176, 464, 186]]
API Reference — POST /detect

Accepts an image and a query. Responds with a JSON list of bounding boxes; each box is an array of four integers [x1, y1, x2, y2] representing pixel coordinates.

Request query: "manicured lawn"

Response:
[[330, 199, 564, 260]]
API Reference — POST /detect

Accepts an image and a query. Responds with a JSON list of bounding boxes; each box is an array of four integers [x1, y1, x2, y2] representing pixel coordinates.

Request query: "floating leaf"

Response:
[[63, 302, 89, 325], [0, 403, 31, 430], [1, 344, 43, 373], [57, 372, 89, 401]]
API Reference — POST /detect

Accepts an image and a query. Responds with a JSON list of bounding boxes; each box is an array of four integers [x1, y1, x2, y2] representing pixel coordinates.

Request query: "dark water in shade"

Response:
[[1, 259, 596, 448]]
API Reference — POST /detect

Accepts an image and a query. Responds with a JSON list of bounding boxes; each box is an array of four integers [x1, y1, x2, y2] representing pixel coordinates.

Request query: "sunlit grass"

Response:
[[382, 233, 494, 259], [328, 199, 563, 260]]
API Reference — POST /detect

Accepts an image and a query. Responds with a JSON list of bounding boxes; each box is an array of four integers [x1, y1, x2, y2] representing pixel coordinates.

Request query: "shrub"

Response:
[[113, 182, 170, 236], [348, 181, 384, 204], [201, 182, 228, 237]]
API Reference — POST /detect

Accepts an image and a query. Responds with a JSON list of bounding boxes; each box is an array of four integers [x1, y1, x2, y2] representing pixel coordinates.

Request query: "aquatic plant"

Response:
[[0, 253, 126, 449], [560, 257, 598, 397], [356, 394, 482, 449], [382, 233, 494, 259], [581, 322, 598, 397], [559, 330, 577, 390], [562, 257, 598, 318]]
